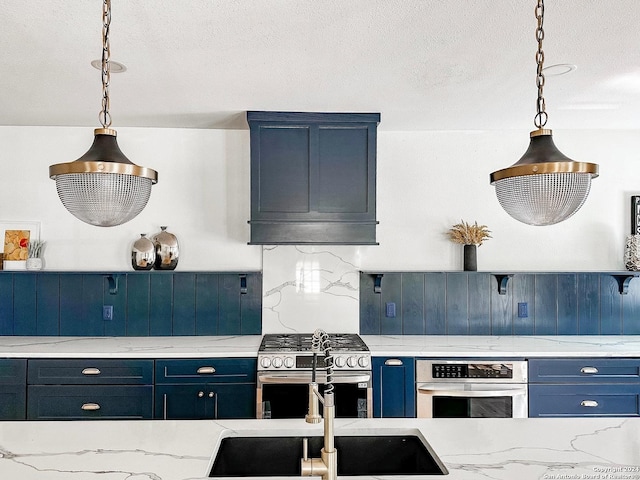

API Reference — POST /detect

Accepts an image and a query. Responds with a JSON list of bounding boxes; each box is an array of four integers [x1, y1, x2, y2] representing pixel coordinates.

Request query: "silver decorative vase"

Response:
[[152, 226, 179, 270], [624, 234, 640, 271], [131, 234, 155, 270]]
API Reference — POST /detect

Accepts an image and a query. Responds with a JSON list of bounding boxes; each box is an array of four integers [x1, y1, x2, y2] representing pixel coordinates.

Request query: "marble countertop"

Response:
[[0, 417, 639, 479], [361, 335, 640, 358], [1, 335, 639, 358]]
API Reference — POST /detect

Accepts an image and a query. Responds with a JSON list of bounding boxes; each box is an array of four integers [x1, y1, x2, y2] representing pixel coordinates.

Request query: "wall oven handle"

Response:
[[417, 386, 526, 397]]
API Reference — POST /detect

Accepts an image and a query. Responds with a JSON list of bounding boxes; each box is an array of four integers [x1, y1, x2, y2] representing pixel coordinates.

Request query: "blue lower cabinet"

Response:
[[372, 357, 415, 418], [529, 384, 640, 417], [0, 385, 26, 420], [27, 385, 153, 420], [0, 359, 27, 420], [155, 383, 256, 419]]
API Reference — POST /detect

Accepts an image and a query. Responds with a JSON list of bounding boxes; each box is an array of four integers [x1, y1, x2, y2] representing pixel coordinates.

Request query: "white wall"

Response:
[[0, 125, 637, 274]]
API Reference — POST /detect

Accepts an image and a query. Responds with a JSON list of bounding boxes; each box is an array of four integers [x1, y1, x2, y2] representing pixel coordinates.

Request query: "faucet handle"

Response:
[[305, 382, 322, 424]]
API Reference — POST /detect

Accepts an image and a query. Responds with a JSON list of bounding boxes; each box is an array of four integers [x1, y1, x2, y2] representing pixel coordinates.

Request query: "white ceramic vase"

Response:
[[26, 257, 43, 270]]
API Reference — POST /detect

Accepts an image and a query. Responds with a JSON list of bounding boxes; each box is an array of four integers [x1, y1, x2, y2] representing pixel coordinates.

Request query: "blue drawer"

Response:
[[529, 384, 640, 417], [27, 385, 153, 420], [529, 358, 640, 383], [28, 359, 154, 385], [155, 358, 256, 384]]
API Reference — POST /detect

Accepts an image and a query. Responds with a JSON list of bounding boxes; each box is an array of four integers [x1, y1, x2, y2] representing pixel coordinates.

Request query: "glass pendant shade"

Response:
[[49, 128, 158, 227], [490, 129, 599, 226]]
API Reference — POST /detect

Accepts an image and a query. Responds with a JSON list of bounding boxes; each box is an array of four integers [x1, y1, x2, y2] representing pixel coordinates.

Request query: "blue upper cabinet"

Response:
[[247, 111, 380, 245]]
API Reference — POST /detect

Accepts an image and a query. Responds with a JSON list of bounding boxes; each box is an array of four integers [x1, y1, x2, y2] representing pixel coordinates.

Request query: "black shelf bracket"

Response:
[[239, 274, 248, 294], [105, 274, 119, 295], [611, 274, 638, 295], [493, 274, 513, 295], [373, 274, 384, 294]]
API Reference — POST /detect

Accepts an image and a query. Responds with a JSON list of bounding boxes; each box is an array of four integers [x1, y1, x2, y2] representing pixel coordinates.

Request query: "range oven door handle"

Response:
[[259, 373, 371, 384], [417, 385, 527, 398]]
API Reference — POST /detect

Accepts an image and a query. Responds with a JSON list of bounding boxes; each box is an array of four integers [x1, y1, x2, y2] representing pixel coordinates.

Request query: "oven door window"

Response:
[[262, 383, 368, 419], [433, 395, 512, 418]]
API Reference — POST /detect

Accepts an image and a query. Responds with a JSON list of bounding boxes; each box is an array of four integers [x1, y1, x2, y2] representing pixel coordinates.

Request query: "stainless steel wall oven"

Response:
[[256, 333, 372, 419], [416, 359, 528, 418]]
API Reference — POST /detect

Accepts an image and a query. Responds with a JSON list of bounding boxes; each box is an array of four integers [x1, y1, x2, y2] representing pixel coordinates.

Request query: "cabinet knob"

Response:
[[580, 400, 599, 408], [208, 392, 214, 398], [580, 367, 599, 375], [196, 366, 216, 374], [198, 391, 204, 398], [82, 368, 101, 375], [81, 403, 101, 411]]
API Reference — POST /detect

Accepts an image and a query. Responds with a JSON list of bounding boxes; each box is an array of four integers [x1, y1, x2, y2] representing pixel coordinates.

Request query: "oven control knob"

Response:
[[284, 357, 294, 368], [272, 357, 283, 368], [358, 356, 369, 368], [260, 357, 272, 369], [334, 356, 345, 368], [346, 356, 358, 368]]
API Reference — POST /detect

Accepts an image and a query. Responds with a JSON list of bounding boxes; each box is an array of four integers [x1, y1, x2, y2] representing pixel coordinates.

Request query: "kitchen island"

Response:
[[0, 417, 638, 479]]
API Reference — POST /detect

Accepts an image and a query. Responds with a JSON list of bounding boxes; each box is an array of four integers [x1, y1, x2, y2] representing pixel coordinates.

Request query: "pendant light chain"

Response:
[[100, 0, 112, 129], [534, 0, 547, 129]]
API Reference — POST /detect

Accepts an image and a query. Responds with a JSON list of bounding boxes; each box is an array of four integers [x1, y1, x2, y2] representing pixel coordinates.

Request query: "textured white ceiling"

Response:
[[1, 0, 639, 131]]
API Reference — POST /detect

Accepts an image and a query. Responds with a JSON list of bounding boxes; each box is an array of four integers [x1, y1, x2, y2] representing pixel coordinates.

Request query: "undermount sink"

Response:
[[209, 432, 448, 477]]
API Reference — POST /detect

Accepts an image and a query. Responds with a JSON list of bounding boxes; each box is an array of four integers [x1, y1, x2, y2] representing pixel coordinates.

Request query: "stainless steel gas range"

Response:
[[256, 333, 372, 419]]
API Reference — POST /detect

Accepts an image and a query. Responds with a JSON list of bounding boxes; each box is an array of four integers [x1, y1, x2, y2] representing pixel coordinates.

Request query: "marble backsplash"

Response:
[[261, 245, 361, 333]]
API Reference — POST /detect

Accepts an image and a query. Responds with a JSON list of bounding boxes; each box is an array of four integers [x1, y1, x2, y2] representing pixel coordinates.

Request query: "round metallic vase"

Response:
[[131, 234, 155, 271], [152, 226, 179, 270]]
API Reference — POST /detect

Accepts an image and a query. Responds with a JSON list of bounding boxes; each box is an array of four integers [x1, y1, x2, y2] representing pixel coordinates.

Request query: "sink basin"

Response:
[[209, 433, 448, 477]]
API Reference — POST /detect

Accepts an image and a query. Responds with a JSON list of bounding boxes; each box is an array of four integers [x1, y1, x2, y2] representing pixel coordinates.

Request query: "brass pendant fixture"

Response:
[[490, 0, 598, 226], [49, 0, 157, 227]]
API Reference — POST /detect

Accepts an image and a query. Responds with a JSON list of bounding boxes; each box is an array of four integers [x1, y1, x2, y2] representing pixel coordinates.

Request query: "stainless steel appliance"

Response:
[[256, 333, 372, 419], [416, 359, 528, 418]]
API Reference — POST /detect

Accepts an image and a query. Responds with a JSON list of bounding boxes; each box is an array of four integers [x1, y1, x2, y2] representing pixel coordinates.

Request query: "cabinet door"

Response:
[[0, 359, 26, 419], [156, 383, 256, 420], [372, 357, 415, 418], [27, 385, 153, 420], [529, 384, 640, 417], [156, 384, 211, 419], [247, 111, 379, 245]]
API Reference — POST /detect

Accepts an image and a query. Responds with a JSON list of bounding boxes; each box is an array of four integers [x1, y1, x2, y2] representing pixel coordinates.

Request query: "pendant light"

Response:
[[49, 0, 158, 227], [490, 0, 598, 226]]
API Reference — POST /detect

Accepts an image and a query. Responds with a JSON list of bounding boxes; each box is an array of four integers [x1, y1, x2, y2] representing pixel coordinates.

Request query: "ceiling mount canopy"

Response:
[[490, 0, 598, 226], [49, 0, 157, 227]]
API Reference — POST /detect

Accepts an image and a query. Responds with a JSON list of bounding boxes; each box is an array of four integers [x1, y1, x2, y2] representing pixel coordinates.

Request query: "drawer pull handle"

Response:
[[197, 366, 216, 374], [580, 400, 599, 408], [384, 359, 403, 366], [580, 367, 599, 375], [81, 403, 101, 411], [82, 368, 101, 375]]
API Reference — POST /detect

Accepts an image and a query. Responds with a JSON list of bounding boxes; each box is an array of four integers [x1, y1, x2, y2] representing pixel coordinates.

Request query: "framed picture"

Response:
[[0, 221, 40, 270], [632, 196, 640, 235]]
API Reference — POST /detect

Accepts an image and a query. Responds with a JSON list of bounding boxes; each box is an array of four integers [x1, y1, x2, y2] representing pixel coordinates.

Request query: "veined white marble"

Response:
[[361, 335, 640, 358], [1, 335, 640, 358], [261, 246, 362, 334], [0, 335, 262, 358], [0, 417, 638, 480]]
